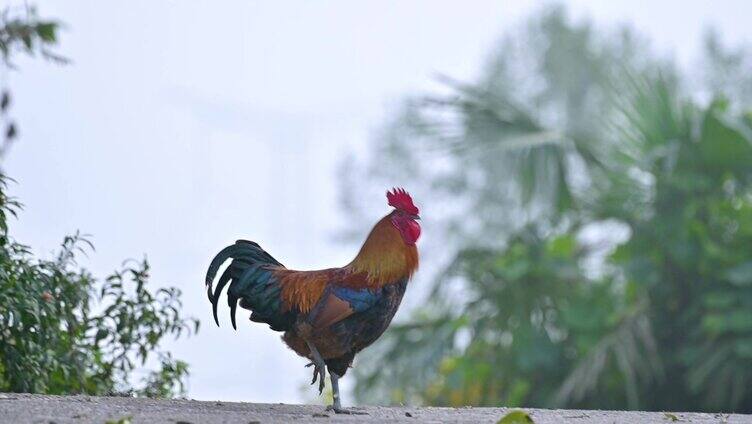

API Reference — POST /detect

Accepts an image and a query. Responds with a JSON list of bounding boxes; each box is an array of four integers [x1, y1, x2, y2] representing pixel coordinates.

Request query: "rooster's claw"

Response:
[[317, 368, 326, 394], [304, 342, 327, 395], [307, 362, 318, 385], [306, 361, 326, 394]]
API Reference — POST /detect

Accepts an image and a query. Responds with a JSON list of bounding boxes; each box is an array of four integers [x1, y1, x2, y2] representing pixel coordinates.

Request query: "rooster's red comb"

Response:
[[387, 187, 419, 215]]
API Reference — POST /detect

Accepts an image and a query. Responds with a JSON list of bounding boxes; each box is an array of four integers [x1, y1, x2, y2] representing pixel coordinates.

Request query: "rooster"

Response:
[[205, 188, 420, 414]]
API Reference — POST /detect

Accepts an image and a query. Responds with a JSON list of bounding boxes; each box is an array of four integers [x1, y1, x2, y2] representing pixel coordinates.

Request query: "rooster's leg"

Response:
[[305, 341, 326, 395], [325, 372, 367, 415]]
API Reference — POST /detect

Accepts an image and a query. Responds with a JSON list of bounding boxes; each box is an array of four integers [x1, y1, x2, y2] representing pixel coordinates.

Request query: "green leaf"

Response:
[[105, 417, 132, 424], [698, 103, 752, 173], [546, 234, 576, 257], [35, 22, 58, 43], [663, 412, 679, 421], [94, 328, 108, 343], [21, 34, 33, 50], [498, 410, 535, 424], [1, 91, 10, 112]]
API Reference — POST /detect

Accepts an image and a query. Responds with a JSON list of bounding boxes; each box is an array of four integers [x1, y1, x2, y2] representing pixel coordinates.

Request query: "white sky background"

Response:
[[4, 0, 752, 404]]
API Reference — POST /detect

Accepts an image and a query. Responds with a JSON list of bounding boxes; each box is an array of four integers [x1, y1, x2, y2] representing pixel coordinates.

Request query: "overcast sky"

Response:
[[5, 0, 752, 404]]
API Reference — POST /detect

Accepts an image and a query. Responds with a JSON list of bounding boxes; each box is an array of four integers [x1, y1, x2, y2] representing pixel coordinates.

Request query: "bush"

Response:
[[0, 175, 198, 396]]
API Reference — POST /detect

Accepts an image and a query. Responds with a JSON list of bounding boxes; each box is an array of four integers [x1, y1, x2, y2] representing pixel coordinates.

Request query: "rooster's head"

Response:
[[387, 187, 421, 246]]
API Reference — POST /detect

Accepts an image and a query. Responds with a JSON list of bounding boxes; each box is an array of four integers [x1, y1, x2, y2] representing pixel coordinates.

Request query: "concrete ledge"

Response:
[[0, 393, 750, 423]]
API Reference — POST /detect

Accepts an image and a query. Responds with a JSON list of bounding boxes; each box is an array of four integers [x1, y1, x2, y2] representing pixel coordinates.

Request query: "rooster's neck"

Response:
[[347, 215, 419, 287]]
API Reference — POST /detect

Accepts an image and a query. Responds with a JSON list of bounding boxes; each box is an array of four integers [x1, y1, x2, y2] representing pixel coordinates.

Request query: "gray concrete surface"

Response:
[[0, 393, 750, 423]]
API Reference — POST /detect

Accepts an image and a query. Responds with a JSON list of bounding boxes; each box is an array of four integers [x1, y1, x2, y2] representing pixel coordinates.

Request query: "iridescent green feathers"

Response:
[[205, 240, 292, 331]]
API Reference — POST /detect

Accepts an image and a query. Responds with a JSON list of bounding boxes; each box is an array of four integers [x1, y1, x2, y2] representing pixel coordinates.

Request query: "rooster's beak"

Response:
[[411, 214, 421, 220]]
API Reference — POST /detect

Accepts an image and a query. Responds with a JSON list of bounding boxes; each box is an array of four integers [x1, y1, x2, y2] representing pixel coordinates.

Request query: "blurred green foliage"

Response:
[[0, 5, 198, 398], [0, 5, 65, 65], [345, 7, 752, 413], [0, 4, 66, 159]]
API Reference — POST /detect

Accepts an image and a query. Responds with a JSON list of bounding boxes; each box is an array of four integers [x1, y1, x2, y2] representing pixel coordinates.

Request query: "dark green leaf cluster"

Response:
[[346, 7, 752, 413]]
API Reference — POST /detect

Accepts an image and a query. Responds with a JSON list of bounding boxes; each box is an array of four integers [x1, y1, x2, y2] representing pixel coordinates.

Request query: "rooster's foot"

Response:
[[304, 344, 327, 395], [305, 361, 326, 394]]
